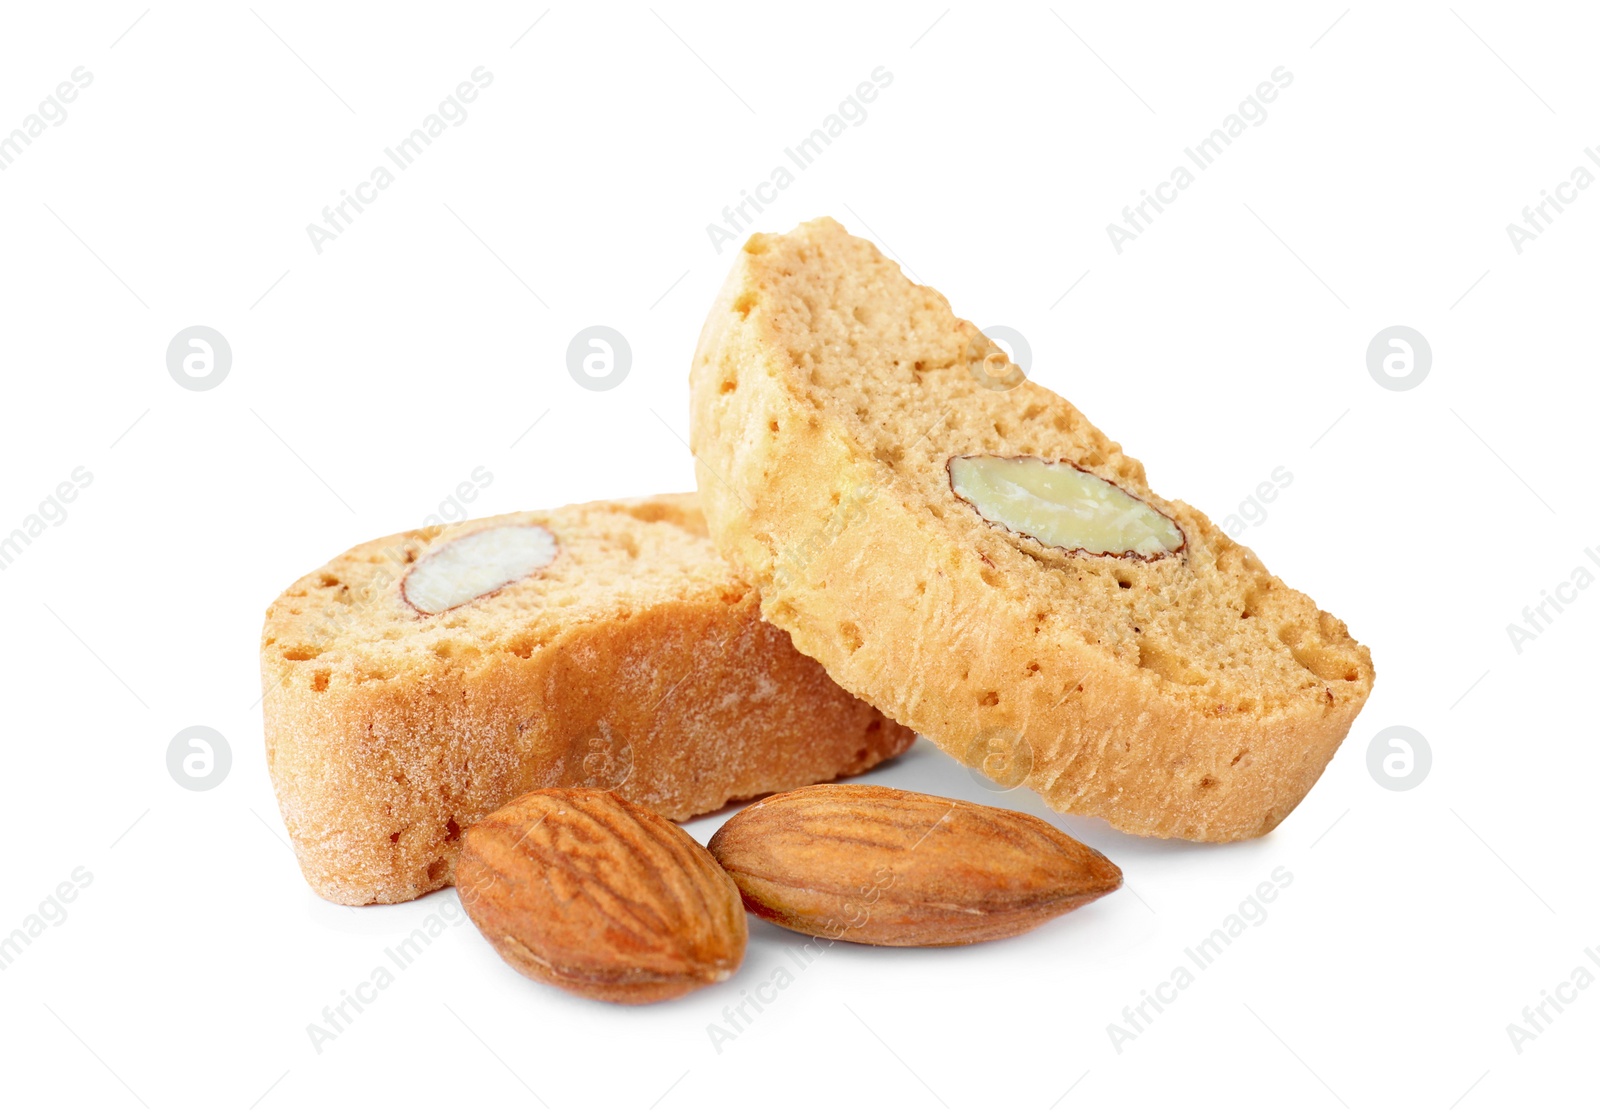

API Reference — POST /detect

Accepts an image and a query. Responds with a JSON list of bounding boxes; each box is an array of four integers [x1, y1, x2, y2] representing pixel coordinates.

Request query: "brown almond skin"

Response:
[[457, 789, 747, 1004], [707, 784, 1122, 946]]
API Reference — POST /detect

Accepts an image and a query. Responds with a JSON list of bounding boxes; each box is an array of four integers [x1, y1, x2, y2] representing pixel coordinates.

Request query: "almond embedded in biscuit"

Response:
[[261, 494, 915, 906], [688, 218, 1374, 843]]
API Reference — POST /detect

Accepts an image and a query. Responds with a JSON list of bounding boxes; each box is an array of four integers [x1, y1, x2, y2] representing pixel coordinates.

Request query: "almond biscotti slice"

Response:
[[688, 218, 1373, 843], [262, 493, 912, 905]]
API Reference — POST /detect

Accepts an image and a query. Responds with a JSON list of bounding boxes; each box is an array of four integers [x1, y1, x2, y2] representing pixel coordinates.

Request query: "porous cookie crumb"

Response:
[[262, 493, 913, 905], [689, 218, 1373, 841]]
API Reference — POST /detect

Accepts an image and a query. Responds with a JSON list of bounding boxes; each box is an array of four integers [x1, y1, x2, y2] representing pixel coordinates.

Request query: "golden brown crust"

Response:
[[262, 494, 913, 905], [688, 219, 1374, 842]]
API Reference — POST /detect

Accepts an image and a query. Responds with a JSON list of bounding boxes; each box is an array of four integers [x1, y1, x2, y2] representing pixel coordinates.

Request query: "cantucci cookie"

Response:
[[688, 218, 1373, 842], [262, 493, 912, 905]]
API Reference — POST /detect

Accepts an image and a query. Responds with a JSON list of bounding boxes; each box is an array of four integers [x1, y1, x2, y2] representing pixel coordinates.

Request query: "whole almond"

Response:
[[457, 789, 746, 1004], [707, 784, 1121, 946]]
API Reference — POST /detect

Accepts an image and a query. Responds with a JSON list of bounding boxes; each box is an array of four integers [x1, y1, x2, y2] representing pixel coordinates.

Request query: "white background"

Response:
[[1, 2, 1594, 1114]]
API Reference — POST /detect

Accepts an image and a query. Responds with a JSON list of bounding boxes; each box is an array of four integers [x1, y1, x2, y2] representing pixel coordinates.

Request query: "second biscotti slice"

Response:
[[262, 493, 913, 905], [688, 218, 1373, 843]]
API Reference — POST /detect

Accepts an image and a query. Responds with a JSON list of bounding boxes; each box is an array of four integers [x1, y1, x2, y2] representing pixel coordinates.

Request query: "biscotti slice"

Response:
[[688, 218, 1373, 843], [262, 493, 913, 905]]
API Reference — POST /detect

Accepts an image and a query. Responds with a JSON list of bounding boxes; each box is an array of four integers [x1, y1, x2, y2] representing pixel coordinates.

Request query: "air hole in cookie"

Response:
[[720, 379, 737, 394], [1230, 749, 1250, 767], [311, 668, 331, 693], [283, 647, 320, 661], [1117, 580, 1132, 590], [445, 818, 461, 842], [769, 419, 780, 433], [852, 305, 870, 326], [318, 573, 342, 588], [874, 445, 904, 468], [389, 832, 401, 844], [1344, 670, 1359, 682], [979, 691, 999, 707], [1022, 403, 1045, 421], [426, 858, 447, 882], [733, 293, 756, 318], [1199, 776, 1216, 789], [1025, 661, 1041, 675], [993, 420, 1009, 438], [839, 621, 863, 653]]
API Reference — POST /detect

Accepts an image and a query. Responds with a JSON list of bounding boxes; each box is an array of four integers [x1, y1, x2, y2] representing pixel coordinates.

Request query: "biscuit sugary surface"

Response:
[[262, 493, 912, 905], [688, 218, 1374, 842]]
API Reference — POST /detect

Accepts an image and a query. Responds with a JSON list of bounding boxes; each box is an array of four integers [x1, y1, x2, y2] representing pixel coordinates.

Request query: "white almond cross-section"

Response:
[[948, 455, 1184, 559], [402, 525, 559, 613]]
